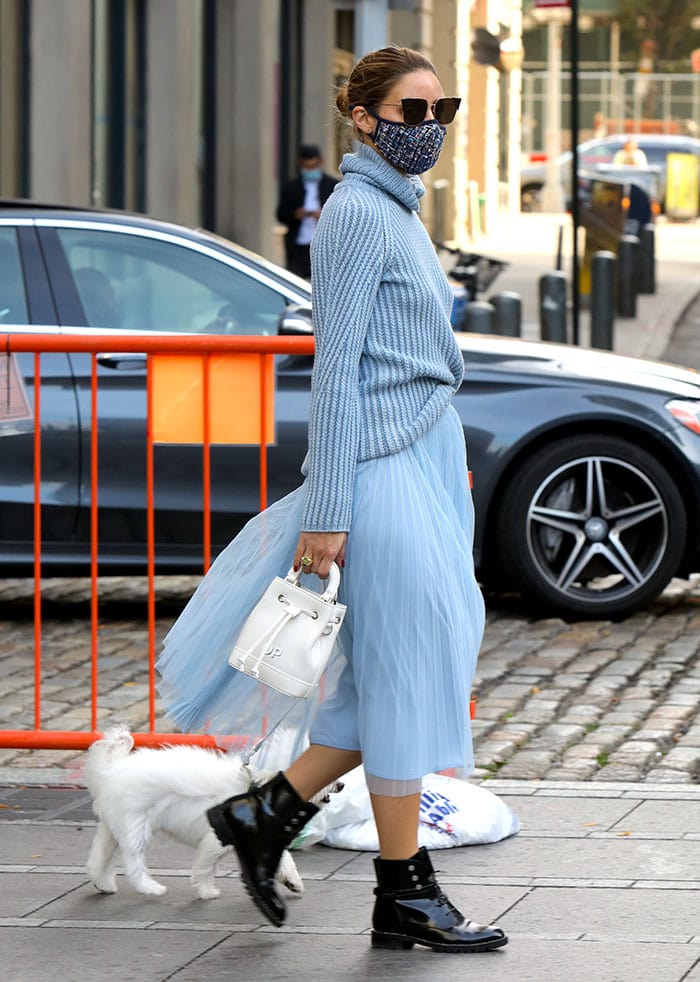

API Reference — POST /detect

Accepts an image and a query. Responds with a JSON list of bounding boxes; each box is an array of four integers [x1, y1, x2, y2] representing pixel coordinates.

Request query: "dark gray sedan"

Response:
[[2, 203, 700, 619]]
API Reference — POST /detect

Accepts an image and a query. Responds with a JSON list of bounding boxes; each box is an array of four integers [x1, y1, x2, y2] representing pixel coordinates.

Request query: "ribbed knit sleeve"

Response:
[[300, 190, 389, 531]]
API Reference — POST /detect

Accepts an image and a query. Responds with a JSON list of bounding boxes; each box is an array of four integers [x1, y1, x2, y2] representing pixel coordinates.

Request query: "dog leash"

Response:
[[240, 701, 298, 775]]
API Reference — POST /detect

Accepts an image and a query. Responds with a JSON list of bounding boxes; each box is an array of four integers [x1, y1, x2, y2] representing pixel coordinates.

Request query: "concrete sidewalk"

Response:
[[2, 780, 699, 981], [465, 211, 700, 363]]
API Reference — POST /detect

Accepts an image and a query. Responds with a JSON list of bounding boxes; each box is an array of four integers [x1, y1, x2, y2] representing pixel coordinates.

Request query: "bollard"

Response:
[[638, 223, 656, 295], [590, 250, 616, 350], [489, 292, 522, 337], [539, 271, 568, 343], [617, 234, 639, 318], [463, 300, 496, 333]]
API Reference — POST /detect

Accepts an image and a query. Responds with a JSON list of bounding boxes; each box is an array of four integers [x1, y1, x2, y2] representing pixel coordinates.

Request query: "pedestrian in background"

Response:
[[593, 111, 608, 138], [276, 144, 338, 278], [158, 45, 506, 955], [613, 138, 648, 167]]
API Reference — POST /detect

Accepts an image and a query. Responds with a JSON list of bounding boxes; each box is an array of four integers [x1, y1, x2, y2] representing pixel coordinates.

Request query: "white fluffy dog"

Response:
[[84, 726, 321, 900]]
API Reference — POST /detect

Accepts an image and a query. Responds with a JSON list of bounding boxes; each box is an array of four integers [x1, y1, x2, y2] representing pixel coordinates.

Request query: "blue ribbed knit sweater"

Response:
[[301, 142, 464, 533]]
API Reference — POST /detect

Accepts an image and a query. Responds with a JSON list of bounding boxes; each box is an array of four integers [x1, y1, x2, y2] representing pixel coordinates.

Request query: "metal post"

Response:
[[639, 223, 656, 294], [570, 0, 581, 345], [490, 292, 522, 337], [541, 18, 565, 211], [539, 271, 568, 342], [617, 234, 639, 318], [555, 223, 564, 270], [590, 250, 615, 350], [432, 179, 448, 245], [611, 22, 623, 125], [464, 301, 496, 334]]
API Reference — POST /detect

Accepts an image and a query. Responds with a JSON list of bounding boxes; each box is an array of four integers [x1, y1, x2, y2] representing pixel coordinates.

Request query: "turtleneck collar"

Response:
[[339, 141, 425, 212]]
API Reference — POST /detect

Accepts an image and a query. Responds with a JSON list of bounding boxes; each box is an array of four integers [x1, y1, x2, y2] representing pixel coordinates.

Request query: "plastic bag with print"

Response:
[[292, 766, 519, 851]]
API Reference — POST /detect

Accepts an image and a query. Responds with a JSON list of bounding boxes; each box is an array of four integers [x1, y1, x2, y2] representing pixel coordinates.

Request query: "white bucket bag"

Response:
[[229, 562, 346, 699]]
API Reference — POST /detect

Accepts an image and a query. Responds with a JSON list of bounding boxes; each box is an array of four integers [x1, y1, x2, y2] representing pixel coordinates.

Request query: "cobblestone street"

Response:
[[1, 573, 698, 784]]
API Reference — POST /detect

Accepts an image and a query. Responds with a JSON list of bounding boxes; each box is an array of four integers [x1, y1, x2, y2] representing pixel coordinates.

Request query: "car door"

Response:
[[38, 219, 310, 572], [0, 221, 81, 572]]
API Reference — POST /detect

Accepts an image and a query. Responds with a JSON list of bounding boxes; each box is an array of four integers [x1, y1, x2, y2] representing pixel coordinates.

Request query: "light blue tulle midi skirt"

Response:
[[157, 405, 485, 793]]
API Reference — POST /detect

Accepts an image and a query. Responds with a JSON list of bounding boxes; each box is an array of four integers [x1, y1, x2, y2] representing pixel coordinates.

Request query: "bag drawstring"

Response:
[[236, 599, 321, 679]]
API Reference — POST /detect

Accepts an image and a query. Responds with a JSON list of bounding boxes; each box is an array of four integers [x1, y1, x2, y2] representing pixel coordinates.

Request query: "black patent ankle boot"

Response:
[[207, 771, 318, 927], [372, 847, 508, 953]]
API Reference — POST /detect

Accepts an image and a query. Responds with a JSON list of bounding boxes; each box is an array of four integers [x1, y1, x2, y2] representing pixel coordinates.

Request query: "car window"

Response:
[[641, 145, 669, 166], [0, 228, 30, 326], [55, 227, 288, 334], [580, 142, 617, 165]]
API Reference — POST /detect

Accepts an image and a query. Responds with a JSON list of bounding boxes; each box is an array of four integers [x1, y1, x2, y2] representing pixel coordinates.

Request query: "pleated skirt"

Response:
[[156, 405, 485, 790]]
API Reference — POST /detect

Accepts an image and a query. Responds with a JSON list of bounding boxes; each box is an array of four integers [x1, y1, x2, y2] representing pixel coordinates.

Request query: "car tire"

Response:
[[495, 435, 687, 619]]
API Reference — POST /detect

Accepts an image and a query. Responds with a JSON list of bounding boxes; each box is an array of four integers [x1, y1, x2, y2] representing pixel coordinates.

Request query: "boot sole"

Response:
[[207, 805, 285, 929], [371, 930, 508, 953]]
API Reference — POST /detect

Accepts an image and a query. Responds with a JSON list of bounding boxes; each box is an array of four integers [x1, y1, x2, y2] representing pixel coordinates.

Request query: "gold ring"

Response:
[[300, 555, 313, 568]]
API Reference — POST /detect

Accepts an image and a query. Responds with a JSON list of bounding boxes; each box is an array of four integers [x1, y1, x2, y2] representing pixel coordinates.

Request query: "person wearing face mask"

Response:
[[276, 144, 338, 278], [159, 45, 506, 955]]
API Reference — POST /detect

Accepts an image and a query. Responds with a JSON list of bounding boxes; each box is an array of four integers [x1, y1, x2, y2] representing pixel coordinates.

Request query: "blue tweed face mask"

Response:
[[367, 110, 446, 175]]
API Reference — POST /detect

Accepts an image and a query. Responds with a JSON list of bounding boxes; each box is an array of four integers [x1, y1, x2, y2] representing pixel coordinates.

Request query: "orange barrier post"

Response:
[[1, 332, 473, 755], [0, 333, 313, 752], [145, 353, 157, 733], [90, 354, 100, 732], [32, 353, 42, 733], [202, 353, 212, 571]]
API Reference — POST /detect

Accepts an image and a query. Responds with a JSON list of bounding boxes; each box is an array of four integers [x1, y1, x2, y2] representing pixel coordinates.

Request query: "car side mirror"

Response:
[[278, 303, 313, 336]]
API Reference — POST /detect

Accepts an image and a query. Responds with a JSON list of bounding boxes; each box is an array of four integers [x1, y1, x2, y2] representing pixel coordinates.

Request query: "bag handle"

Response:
[[284, 561, 341, 604]]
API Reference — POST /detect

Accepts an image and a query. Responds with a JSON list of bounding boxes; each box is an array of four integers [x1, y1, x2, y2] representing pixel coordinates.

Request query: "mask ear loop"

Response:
[[349, 104, 375, 136]]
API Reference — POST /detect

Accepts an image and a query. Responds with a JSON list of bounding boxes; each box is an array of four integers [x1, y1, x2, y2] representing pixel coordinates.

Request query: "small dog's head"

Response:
[[88, 724, 135, 764]]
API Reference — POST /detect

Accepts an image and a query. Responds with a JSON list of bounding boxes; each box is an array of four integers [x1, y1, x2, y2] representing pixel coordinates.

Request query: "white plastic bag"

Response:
[[295, 767, 519, 851]]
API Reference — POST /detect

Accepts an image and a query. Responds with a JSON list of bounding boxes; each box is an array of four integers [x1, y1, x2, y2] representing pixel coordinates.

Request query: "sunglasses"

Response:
[[374, 97, 461, 126]]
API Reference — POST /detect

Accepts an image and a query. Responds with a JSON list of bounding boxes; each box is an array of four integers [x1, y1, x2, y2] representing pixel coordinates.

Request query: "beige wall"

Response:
[[3, 0, 521, 255], [145, 0, 203, 227], [303, 0, 338, 171], [468, 1, 516, 234], [29, 0, 92, 204], [0, 0, 24, 196], [431, 0, 467, 243], [215, 0, 280, 257]]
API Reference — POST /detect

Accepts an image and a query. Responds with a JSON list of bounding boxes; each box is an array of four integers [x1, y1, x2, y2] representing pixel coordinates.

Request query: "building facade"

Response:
[[0, 0, 522, 261]]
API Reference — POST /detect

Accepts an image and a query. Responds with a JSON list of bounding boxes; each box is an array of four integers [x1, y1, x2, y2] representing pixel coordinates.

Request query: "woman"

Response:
[[159, 45, 507, 954]]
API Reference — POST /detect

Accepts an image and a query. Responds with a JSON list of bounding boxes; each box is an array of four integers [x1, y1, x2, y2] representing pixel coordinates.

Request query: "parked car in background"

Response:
[[520, 134, 700, 211], [2, 202, 700, 619]]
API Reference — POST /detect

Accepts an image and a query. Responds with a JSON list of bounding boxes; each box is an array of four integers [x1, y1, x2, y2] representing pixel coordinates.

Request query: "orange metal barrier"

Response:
[[0, 332, 313, 751], [0, 331, 476, 754]]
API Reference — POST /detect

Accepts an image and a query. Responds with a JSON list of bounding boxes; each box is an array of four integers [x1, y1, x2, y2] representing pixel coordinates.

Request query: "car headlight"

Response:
[[666, 399, 700, 435]]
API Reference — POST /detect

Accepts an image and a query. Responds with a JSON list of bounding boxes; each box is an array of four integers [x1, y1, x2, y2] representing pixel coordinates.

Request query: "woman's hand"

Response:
[[294, 532, 347, 579]]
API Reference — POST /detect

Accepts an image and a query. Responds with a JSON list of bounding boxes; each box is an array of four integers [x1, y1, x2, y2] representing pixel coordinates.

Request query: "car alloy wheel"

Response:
[[496, 435, 687, 618]]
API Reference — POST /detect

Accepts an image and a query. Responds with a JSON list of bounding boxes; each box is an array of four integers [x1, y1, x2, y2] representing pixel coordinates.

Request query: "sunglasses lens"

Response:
[[399, 98, 461, 125], [435, 98, 461, 124], [401, 99, 428, 125]]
